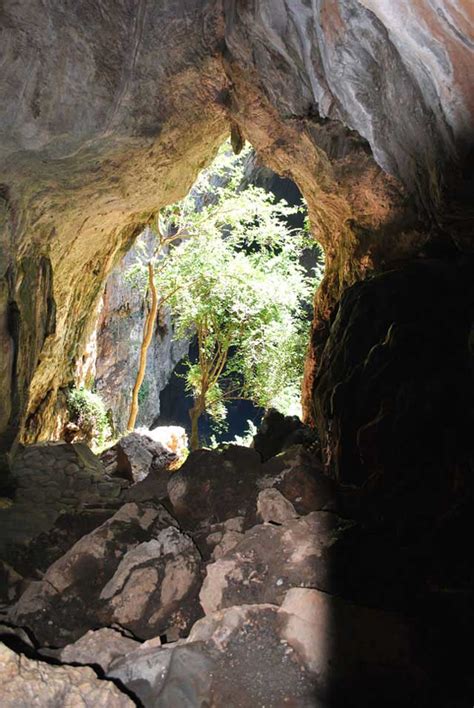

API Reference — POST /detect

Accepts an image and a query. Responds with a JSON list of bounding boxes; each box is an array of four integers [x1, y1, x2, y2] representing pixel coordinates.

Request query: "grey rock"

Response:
[[108, 603, 324, 707], [100, 430, 177, 485]]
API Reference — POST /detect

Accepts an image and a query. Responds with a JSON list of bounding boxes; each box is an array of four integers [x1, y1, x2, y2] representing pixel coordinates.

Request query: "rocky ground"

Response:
[[0, 415, 470, 707]]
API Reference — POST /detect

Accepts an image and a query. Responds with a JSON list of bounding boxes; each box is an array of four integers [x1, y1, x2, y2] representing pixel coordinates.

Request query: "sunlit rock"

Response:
[[0, 642, 133, 707], [9, 501, 202, 646]]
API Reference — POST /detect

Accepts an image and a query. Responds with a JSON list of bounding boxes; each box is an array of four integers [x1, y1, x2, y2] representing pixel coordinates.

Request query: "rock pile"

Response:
[[0, 439, 439, 706], [10, 501, 202, 646]]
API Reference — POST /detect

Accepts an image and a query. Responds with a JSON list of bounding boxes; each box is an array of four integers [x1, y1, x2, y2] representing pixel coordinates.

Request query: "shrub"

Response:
[[67, 386, 111, 448]]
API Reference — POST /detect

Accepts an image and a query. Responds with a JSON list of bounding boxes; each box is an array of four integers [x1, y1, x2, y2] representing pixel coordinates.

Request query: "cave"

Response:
[[0, 2, 473, 707]]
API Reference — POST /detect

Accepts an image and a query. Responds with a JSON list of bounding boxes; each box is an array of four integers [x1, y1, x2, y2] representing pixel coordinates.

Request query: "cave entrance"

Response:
[[75, 142, 324, 451]]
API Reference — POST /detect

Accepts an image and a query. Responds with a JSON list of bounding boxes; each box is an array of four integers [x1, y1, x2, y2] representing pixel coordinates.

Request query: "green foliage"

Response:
[[209, 419, 259, 449], [67, 386, 111, 448], [156, 142, 323, 424], [125, 140, 324, 443]]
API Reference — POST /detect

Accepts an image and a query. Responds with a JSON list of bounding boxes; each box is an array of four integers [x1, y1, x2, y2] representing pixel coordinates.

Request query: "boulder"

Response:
[[56, 628, 140, 672], [138, 426, 188, 466], [10, 501, 202, 646], [191, 516, 246, 561], [100, 430, 177, 484], [0, 642, 133, 707], [107, 640, 216, 707], [3, 506, 118, 581], [259, 445, 338, 515], [252, 408, 318, 461], [280, 588, 426, 706], [167, 446, 262, 529], [200, 511, 355, 614], [211, 529, 245, 561], [256, 488, 298, 524]]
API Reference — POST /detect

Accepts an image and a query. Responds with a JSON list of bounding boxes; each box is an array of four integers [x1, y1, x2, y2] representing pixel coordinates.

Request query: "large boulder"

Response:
[[280, 587, 426, 706], [256, 488, 299, 524], [10, 501, 202, 646], [259, 445, 338, 515], [140, 426, 188, 465], [55, 628, 141, 673], [100, 430, 178, 484], [3, 506, 118, 582], [167, 446, 262, 529], [0, 642, 133, 707], [200, 511, 355, 614], [200, 508, 414, 614]]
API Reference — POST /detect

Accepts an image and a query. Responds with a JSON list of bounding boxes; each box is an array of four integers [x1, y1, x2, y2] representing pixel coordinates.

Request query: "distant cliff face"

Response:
[[92, 230, 188, 434], [0, 0, 472, 461]]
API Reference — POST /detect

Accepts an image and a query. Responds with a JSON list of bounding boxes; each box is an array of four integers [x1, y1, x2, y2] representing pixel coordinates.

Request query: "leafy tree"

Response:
[[127, 142, 323, 448]]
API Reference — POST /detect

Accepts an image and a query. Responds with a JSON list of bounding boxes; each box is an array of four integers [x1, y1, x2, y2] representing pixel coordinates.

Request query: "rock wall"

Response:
[[0, 0, 473, 473], [0, 0, 229, 458]]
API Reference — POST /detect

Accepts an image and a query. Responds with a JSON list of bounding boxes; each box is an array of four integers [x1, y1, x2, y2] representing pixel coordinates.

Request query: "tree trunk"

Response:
[[127, 261, 158, 431], [189, 404, 202, 451]]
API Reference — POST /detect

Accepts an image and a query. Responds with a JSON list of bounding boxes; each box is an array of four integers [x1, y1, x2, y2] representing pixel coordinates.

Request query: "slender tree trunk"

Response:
[[189, 403, 202, 451], [127, 261, 158, 431]]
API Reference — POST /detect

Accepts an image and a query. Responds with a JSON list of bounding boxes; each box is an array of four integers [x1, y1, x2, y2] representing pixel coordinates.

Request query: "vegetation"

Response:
[[67, 386, 111, 448], [127, 142, 324, 449], [210, 419, 258, 449]]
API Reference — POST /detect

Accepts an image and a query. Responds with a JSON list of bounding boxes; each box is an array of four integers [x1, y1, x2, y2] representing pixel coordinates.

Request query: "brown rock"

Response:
[[107, 593, 427, 707], [280, 587, 426, 705], [260, 445, 337, 515], [256, 488, 299, 524], [252, 408, 318, 461], [167, 446, 262, 529], [100, 430, 177, 484], [58, 628, 140, 672], [211, 530, 245, 561], [108, 604, 323, 707], [200, 511, 355, 614], [10, 501, 202, 646]]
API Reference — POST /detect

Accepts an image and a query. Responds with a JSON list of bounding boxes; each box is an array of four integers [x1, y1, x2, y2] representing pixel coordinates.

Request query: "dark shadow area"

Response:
[[315, 254, 474, 707]]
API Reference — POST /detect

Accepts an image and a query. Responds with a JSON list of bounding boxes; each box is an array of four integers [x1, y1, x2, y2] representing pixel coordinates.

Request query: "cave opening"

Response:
[[81, 140, 325, 452]]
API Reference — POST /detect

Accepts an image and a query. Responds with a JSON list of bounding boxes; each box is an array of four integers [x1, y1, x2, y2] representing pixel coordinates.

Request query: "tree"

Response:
[[126, 226, 185, 431], [156, 228, 315, 449], [126, 142, 323, 446]]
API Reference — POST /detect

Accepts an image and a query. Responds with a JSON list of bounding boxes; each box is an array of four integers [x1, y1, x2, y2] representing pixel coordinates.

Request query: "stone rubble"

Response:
[[0, 440, 447, 706]]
